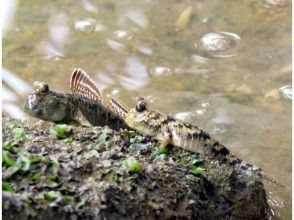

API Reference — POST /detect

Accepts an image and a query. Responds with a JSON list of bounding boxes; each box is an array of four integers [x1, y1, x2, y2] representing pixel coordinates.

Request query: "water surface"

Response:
[[3, 0, 291, 218]]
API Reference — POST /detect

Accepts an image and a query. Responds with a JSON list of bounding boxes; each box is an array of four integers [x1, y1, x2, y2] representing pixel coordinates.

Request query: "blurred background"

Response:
[[2, 0, 291, 218]]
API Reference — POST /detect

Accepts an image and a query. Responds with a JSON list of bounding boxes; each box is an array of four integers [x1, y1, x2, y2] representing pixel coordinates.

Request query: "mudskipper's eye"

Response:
[[42, 84, 49, 93], [135, 100, 146, 113], [33, 81, 49, 95]]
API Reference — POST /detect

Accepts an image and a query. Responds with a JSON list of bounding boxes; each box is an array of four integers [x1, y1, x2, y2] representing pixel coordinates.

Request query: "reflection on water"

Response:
[[2, 0, 291, 219], [2, 68, 31, 95], [2, 68, 31, 120], [44, 14, 69, 59], [81, 0, 98, 13]]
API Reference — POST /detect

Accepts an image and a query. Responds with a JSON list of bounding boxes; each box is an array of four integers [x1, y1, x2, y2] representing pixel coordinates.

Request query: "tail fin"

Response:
[[257, 171, 287, 188], [109, 97, 129, 119], [70, 68, 103, 102], [239, 161, 287, 188]]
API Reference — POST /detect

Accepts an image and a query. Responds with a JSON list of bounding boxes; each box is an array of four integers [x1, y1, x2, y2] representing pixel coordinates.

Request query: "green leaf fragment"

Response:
[[32, 173, 42, 182], [4, 139, 14, 151], [50, 124, 69, 139], [3, 182, 14, 192], [12, 127, 29, 141], [190, 166, 205, 176], [62, 138, 73, 144], [5, 162, 23, 177], [77, 198, 91, 208], [44, 191, 61, 202], [18, 156, 31, 172], [123, 159, 142, 173], [63, 195, 74, 204], [186, 174, 198, 181], [159, 146, 169, 155], [2, 150, 15, 167], [83, 150, 100, 159], [30, 156, 43, 164], [190, 158, 204, 166]]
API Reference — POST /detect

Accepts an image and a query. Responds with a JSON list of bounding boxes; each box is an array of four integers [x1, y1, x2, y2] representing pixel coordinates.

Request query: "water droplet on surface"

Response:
[[114, 30, 133, 41], [191, 54, 209, 63], [106, 39, 126, 53], [196, 109, 206, 115], [174, 112, 194, 120], [150, 66, 172, 76], [138, 44, 153, 56], [279, 85, 292, 100], [196, 32, 242, 57], [201, 102, 210, 108], [110, 89, 120, 96], [74, 18, 97, 32]]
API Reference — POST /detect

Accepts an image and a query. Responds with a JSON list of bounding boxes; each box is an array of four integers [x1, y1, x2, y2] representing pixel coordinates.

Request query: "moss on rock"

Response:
[[2, 114, 270, 220]]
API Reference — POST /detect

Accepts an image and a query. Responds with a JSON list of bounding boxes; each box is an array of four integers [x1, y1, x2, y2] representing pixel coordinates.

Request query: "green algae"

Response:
[[3, 182, 14, 192], [50, 124, 70, 139], [123, 159, 142, 173]]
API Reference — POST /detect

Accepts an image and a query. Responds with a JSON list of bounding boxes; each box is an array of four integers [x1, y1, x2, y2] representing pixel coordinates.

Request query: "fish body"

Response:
[[111, 98, 285, 187], [24, 80, 129, 131], [24, 68, 285, 187]]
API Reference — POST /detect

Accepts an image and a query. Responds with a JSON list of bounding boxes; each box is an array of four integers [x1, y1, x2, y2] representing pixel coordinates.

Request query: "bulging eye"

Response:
[[33, 81, 49, 95], [42, 84, 49, 93], [135, 100, 147, 113]]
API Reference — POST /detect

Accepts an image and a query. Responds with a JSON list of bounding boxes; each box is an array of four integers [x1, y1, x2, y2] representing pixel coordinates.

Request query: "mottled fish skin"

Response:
[[120, 99, 285, 188], [24, 82, 129, 131]]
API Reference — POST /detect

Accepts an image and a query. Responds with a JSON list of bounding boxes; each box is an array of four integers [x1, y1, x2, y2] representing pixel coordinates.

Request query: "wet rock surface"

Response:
[[2, 114, 270, 220]]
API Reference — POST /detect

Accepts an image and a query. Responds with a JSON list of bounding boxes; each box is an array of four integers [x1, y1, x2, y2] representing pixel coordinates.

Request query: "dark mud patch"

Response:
[[2, 114, 270, 220]]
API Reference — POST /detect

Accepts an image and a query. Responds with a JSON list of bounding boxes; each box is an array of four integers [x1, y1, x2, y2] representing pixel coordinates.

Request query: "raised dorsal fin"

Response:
[[70, 68, 102, 102], [109, 97, 129, 119]]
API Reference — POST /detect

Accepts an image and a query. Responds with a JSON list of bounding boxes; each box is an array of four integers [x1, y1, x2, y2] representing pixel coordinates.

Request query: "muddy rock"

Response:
[[2, 114, 270, 220]]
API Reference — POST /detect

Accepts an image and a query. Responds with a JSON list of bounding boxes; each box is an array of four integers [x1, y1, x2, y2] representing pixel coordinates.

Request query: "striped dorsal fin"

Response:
[[109, 97, 129, 119], [70, 68, 102, 102]]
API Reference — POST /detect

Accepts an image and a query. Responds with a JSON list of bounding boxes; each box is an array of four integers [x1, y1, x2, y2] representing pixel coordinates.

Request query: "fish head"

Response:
[[24, 81, 69, 122]]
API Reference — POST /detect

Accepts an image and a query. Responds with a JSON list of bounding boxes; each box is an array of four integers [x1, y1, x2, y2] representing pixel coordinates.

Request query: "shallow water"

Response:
[[3, 0, 291, 218]]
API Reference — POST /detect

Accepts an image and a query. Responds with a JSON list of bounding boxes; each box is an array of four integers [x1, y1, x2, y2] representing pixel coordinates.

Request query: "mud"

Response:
[[2, 114, 270, 220]]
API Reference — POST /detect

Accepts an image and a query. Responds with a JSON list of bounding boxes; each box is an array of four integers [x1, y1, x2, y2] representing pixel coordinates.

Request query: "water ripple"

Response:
[[196, 32, 242, 58]]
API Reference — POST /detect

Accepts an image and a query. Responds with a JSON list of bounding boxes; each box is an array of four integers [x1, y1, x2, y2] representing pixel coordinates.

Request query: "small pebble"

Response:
[[114, 30, 133, 41], [74, 18, 96, 32]]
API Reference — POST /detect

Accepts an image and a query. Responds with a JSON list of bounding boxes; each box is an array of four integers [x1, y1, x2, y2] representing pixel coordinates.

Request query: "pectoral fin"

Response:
[[72, 110, 93, 127]]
